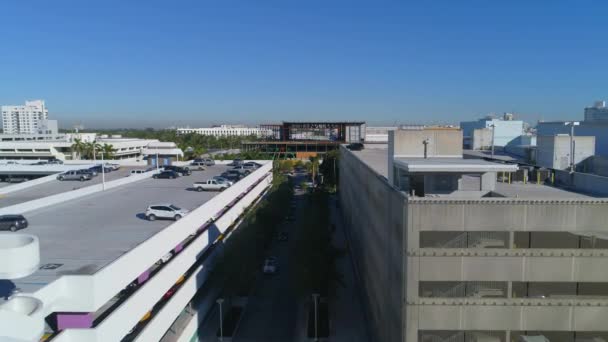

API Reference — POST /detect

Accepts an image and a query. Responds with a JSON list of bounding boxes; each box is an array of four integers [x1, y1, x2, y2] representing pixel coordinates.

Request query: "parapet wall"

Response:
[[339, 146, 407, 342]]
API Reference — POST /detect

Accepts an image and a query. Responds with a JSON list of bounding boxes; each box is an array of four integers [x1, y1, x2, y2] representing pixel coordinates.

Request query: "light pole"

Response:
[[564, 121, 580, 172], [100, 151, 106, 191], [216, 298, 224, 341], [489, 124, 496, 158], [312, 293, 320, 341]]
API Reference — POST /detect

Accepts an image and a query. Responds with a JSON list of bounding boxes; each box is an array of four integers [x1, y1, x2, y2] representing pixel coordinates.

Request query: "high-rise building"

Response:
[[340, 128, 608, 342], [584, 101, 608, 122], [1, 100, 49, 134]]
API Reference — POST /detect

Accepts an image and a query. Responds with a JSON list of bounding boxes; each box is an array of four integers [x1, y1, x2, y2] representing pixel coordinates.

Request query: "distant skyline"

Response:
[[1, 1, 607, 129]]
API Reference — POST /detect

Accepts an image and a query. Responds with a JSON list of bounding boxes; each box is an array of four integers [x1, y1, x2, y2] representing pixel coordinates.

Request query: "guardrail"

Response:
[[409, 248, 608, 257], [0, 171, 157, 215], [34, 163, 272, 341]]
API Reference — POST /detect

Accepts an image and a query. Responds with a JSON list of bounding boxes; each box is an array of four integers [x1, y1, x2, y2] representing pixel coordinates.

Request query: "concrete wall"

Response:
[[578, 155, 608, 177], [554, 169, 608, 197], [339, 146, 407, 342], [536, 135, 595, 170]]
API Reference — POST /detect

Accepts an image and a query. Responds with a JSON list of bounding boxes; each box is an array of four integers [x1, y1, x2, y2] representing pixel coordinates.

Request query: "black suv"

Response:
[[0, 215, 28, 232], [221, 171, 242, 182], [163, 165, 191, 176], [153, 170, 180, 179], [346, 143, 364, 151]]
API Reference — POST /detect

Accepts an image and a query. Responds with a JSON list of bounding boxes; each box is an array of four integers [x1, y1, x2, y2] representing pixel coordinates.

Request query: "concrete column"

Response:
[[480, 172, 497, 191], [506, 330, 511, 342], [509, 231, 514, 249], [507, 281, 512, 299]]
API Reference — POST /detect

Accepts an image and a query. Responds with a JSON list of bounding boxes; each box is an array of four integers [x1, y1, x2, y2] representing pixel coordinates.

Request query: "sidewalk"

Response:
[[328, 195, 370, 342]]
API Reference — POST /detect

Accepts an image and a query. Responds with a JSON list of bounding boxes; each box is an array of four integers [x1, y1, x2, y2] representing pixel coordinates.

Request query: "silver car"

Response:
[[57, 170, 92, 181]]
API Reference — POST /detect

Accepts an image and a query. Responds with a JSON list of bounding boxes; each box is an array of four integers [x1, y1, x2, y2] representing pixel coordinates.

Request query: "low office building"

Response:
[[142, 141, 184, 166], [176, 125, 272, 137], [461, 114, 525, 149], [340, 128, 608, 342]]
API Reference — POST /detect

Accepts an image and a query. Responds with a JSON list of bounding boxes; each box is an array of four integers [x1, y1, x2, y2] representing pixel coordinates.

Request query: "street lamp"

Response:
[[99, 151, 106, 191], [564, 121, 580, 172], [312, 293, 320, 341], [216, 298, 224, 341]]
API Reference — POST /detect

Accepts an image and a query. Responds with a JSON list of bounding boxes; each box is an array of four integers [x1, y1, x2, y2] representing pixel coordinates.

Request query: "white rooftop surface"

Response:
[[394, 157, 518, 173], [350, 147, 601, 199], [7, 165, 231, 293], [0, 167, 137, 207]]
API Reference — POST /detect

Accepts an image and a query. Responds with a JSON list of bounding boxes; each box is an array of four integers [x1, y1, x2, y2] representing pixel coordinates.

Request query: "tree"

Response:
[[101, 143, 115, 160], [71, 138, 85, 160], [319, 150, 339, 190]]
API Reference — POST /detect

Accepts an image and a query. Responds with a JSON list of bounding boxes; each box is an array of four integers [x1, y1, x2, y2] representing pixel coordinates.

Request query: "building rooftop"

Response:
[[349, 146, 603, 199], [394, 157, 518, 173], [7, 165, 231, 294]]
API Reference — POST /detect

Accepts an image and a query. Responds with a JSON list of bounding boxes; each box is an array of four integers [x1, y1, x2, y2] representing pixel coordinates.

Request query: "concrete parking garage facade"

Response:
[[339, 129, 608, 342]]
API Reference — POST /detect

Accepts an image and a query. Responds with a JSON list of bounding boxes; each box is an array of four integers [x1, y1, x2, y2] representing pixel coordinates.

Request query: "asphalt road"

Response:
[[233, 179, 302, 342], [0, 167, 137, 207], [10, 165, 231, 293]]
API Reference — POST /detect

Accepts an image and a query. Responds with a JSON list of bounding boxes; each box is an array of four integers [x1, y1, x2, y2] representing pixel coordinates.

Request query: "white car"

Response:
[[193, 180, 229, 192], [263, 257, 278, 274], [145, 204, 189, 221], [129, 169, 148, 176]]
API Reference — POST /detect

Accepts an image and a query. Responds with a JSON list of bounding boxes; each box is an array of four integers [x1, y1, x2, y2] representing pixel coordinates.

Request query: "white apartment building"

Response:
[[177, 125, 272, 137], [340, 128, 608, 342], [1, 100, 49, 134]]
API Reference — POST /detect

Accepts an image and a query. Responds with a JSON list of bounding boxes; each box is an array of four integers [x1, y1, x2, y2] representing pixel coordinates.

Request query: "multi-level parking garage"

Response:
[[0, 161, 274, 342]]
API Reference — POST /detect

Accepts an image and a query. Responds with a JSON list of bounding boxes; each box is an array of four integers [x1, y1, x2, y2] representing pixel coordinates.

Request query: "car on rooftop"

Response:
[[145, 204, 189, 221], [153, 170, 179, 179], [57, 170, 92, 181], [0, 215, 28, 232]]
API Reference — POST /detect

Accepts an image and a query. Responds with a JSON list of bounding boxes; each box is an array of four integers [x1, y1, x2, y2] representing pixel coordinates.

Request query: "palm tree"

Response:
[[101, 144, 115, 160], [71, 138, 85, 160]]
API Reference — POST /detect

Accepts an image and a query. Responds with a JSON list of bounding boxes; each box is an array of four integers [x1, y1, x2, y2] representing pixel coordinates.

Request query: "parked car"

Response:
[[221, 171, 242, 182], [145, 204, 189, 221], [163, 165, 191, 176], [0, 215, 28, 232], [242, 162, 260, 171], [79, 169, 98, 177], [228, 159, 243, 167], [153, 170, 179, 179], [129, 169, 149, 176], [7, 176, 28, 183], [189, 161, 206, 171], [213, 176, 234, 186], [263, 257, 278, 274], [346, 142, 364, 151], [107, 163, 120, 171], [231, 165, 251, 175], [277, 232, 288, 242], [193, 179, 229, 192], [57, 170, 92, 181], [90, 164, 113, 173], [202, 158, 215, 166], [48, 159, 63, 164]]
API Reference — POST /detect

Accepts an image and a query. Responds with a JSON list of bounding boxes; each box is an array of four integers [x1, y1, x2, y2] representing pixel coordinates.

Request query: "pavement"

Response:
[[0, 167, 137, 207], [230, 186, 301, 342], [7, 165, 231, 294]]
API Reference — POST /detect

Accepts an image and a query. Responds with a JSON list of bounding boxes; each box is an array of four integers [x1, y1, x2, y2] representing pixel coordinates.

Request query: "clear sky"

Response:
[[1, 1, 607, 128]]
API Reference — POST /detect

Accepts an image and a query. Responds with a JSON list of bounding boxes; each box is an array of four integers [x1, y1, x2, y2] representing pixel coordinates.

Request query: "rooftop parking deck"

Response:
[[6, 165, 232, 294], [0, 167, 139, 207]]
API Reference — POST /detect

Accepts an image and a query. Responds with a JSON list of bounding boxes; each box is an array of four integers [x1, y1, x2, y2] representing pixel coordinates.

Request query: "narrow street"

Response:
[[232, 176, 304, 342]]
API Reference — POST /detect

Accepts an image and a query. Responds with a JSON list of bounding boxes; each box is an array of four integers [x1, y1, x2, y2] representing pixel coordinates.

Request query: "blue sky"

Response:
[[1, 1, 607, 128]]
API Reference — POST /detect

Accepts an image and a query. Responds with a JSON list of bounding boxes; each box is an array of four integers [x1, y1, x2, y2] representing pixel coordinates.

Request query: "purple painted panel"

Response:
[[57, 312, 93, 330], [137, 269, 151, 284], [174, 242, 184, 253]]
